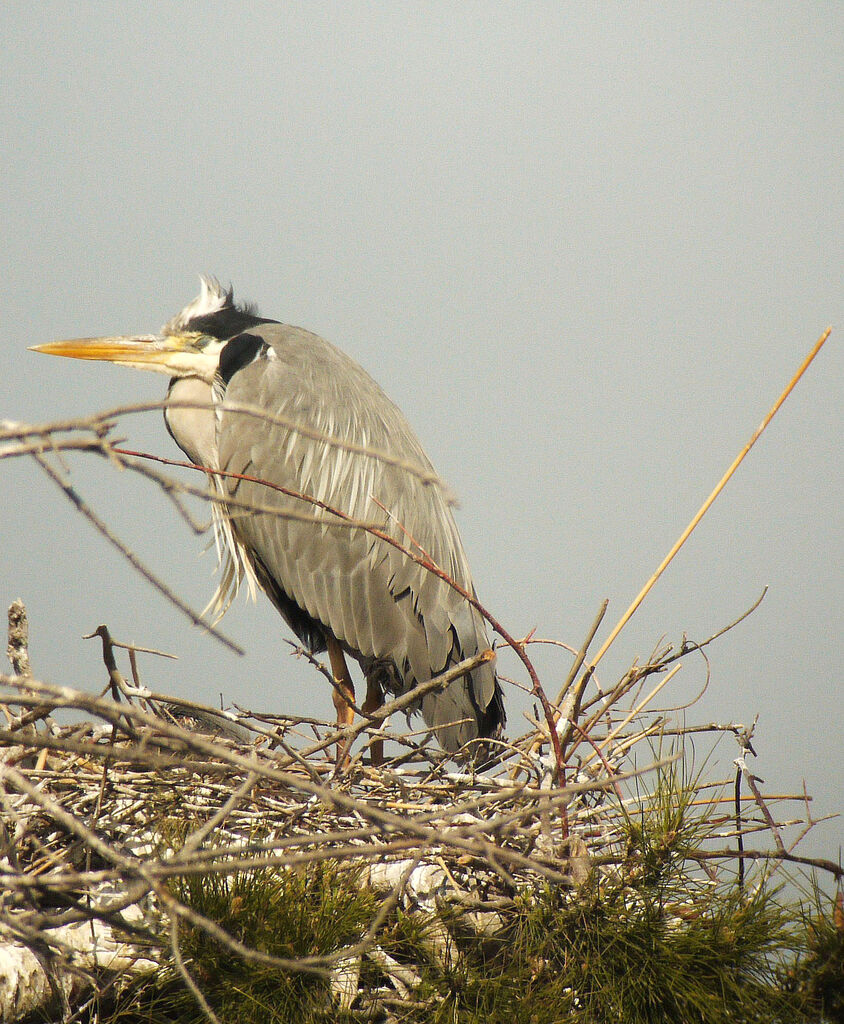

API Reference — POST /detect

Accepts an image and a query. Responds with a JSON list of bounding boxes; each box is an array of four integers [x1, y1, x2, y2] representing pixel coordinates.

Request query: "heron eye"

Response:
[[217, 333, 268, 388]]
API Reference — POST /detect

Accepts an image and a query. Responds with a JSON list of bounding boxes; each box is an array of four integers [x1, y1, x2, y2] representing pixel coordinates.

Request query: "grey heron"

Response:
[[33, 278, 505, 763]]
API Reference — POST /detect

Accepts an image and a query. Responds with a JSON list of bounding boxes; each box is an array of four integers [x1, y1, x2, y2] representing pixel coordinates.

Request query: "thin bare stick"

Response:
[[169, 916, 223, 1024], [589, 664, 683, 761], [555, 601, 608, 706], [536, 602, 607, 765], [735, 760, 745, 890], [32, 453, 243, 654], [588, 326, 832, 671], [2, 398, 452, 494]]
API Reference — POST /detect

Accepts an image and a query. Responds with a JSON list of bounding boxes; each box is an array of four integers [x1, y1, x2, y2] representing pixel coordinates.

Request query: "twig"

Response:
[[587, 327, 832, 670], [735, 760, 745, 890], [32, 452, 243, 654], [169, 916, 223, 1024], [1, 397, 452, 494]]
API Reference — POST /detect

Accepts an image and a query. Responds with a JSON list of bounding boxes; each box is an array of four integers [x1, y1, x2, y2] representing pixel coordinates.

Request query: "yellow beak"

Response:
[[31, 333, 218, 381]]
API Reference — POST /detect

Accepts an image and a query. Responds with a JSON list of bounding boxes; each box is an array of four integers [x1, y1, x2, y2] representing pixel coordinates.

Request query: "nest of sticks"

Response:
[[1, 600, 840, 1023]]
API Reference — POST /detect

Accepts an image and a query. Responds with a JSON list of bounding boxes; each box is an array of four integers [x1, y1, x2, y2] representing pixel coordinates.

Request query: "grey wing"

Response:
[[215, 323, 502, 751]]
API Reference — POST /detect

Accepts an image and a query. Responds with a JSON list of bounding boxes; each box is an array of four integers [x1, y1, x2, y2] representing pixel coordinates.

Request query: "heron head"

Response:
[[30, 277, 263, 383]]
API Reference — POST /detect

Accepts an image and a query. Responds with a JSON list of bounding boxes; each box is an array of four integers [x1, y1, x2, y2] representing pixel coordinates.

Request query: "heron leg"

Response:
[[327, 636, 355, 766], [362, 676, 384, 765]]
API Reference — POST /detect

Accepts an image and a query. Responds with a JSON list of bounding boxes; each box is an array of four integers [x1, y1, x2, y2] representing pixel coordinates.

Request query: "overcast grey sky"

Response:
[[2, 5, 841, 863]]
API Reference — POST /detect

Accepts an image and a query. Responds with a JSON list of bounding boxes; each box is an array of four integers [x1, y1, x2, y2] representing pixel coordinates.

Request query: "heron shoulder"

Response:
[[223, 323, 439, 475]]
